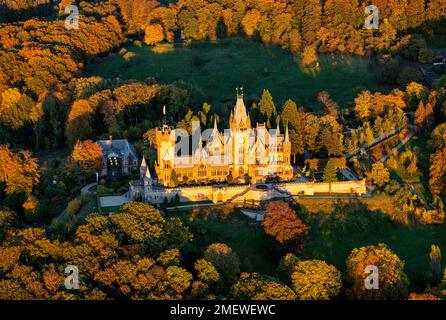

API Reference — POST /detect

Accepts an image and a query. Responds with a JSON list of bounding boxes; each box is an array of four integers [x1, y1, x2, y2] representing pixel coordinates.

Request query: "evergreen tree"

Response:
[[323, 158, 338, 192], [258, 89, 277, 126]]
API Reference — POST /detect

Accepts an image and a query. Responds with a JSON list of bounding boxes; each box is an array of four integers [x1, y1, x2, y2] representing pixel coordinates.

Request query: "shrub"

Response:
[[66, 199, 82, 215]]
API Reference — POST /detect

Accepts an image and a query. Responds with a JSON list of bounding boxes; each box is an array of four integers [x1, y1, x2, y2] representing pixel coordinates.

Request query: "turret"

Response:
[[140, 155, 147, 179], [143, 167, 152, 186]]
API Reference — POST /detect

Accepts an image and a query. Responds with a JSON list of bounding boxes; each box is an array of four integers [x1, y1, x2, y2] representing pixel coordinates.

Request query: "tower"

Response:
[[230, 87, 251, 130], [155, 124, 175, 185]]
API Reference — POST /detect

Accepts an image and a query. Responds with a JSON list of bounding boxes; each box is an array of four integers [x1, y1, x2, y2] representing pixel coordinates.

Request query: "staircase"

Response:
[[224, 185, 252, 204]]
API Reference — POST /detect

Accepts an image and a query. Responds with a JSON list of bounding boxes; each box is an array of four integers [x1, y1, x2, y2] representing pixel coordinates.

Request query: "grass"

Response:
[[86, 38, 386, 111], [171, 200, 446, 292], [426, 35, 446, 48], [299, 199, 446, 291], [101, 205, 121, 214], [172, 206, 276, 276]]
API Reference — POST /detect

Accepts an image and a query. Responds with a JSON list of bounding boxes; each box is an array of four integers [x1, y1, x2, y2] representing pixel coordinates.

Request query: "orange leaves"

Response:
[[0, 144, 39, 196], [43, 264, 63, 294], [144, 24, 165, 45], [263, 201, 308, 245], [71, 140, 103, 172], [0, 246, 22, 273]]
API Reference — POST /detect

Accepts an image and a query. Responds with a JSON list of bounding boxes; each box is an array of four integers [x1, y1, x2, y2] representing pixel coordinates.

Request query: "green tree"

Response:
[[258, 89, 277, 126], [203, 243, 240, 284], [429, 245, 442, 282], [323, 158, 338, 183]]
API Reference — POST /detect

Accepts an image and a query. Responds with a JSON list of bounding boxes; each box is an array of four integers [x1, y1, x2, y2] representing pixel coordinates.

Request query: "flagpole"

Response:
[[163, 105, 166, 125]]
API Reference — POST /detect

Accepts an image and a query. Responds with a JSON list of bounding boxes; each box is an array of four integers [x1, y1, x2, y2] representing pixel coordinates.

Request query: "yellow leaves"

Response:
[[157, 248, 181, 267], [0, 145, 40, 196], [0, 88, 21, 112], [231, 272, 296, 300], [0, 246, 22, 273], [241, 9, 262, 37], [166, 266, 192, 294], [144, 24, 165, 45], [291, 260, 342, 300], [195, 258, 220, 284], [346, 243, 409, 299], [22, 195, 39, 216], [137, 257, 156, 272]]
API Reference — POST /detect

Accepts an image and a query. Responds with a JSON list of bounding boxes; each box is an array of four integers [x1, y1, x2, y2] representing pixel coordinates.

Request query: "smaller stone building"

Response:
[[97, 137, 138, 178]]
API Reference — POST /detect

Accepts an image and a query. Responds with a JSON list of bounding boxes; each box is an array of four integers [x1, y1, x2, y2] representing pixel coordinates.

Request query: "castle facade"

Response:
[[153, 93, 294, 186]]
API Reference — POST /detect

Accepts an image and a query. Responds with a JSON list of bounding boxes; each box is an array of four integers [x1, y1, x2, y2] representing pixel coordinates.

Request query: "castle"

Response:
[[130, 91, 367, 204], [152, 91, 294, 186]]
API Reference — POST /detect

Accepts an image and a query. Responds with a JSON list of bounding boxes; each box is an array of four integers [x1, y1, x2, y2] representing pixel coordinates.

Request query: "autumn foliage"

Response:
[[263, 202, 308, 255]]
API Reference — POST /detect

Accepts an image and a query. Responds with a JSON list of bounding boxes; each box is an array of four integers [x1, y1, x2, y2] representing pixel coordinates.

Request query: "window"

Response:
[[238, 146, 244, 164]]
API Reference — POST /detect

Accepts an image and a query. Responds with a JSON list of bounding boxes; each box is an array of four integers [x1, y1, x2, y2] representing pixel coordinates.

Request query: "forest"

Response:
[[0, 0, 446, 300]]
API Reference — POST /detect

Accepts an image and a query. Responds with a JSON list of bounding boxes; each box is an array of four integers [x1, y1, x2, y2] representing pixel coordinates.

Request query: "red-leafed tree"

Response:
[[263, 201, 308, 256]]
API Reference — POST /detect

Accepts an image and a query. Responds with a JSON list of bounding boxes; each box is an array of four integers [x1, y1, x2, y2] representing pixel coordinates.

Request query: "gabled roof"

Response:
[[97, 138, 138, 160]]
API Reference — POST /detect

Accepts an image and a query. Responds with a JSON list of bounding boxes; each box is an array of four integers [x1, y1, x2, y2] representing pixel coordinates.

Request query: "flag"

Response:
[[163, 105, 166, 115]]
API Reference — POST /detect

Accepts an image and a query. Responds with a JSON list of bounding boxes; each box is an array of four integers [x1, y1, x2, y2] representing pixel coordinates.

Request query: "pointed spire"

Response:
[[233, 89, 249, 128], [213, 117, 218, 131], [140, 155, 147, 179], [285, 123, 290, 143], [145, 167, 151, 179], [140, 155, 147, 168], [276, 116, 281, 135]]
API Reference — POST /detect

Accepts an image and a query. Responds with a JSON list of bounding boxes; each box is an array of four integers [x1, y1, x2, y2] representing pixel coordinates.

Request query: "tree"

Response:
[[231, 273, 297, 300], [288, 29, 302, 54], [0, 144, 40, 196], [354, 91, 372, 119], [65, 100, 94, 148], [258, 89, 277, 125], [144, 24, 164, 45], [291, 260, 342, 300], [429, 147, 446, 196], [281, 99, 299, 130], [263, 202, 308, 254], [301, 45, 318, 68], [346, 244, 409, 300], [367, 162, 390, 188], [195, 259, 220, 285], [241, 9, 261, 37], [203, 243, 240, 284], [408, 293, 441, 300], [302, 0, 322, 44], [71, 140, 103, 173], [323, 158, 338, 183], [169, 170, 179, 187], [429, 245, 442, 282]]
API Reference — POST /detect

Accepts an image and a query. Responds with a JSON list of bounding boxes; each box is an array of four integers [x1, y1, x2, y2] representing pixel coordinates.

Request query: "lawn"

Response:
[[172, 206, 276, 276], [86, 38, 385, 111], [299, 199, 446, 292], [172, 200, 446, 292]]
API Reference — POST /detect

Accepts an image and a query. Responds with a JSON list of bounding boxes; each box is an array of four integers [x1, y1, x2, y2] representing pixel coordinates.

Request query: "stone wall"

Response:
[[137, 179, 367, 204]]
